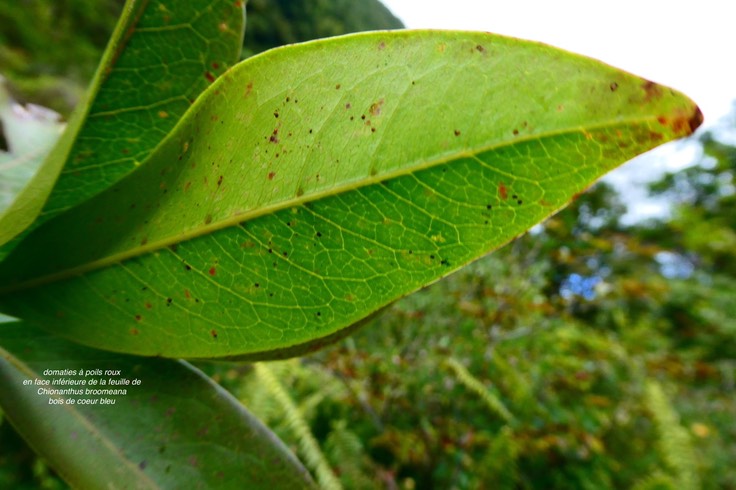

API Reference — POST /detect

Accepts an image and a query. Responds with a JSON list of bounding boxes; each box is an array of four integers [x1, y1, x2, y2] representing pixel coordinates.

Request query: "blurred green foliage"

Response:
[[225, 131, 736, 487], [0, 0, 124, 114], [2, 1, 735, 488]]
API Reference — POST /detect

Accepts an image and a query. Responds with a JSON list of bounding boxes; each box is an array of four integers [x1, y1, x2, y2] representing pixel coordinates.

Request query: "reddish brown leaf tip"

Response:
[[688, 106, 704, 134]]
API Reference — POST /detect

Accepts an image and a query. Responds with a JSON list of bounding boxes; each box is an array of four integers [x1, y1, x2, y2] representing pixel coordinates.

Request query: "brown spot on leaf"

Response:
[[204, 214, 213, 225], [369, 98, 385, 116], [475, 44, 486, 53], [610, 82, 618, 92], [268, 171, 276, 180], [642, 80, 663, 102], [454, 129, 461, 136], [498, 182, 508, 200], [670, 107, 703, 136], [209, 267, 217, 276], [244, 81, 253, 97], [211, 330, 218, 339], [649, 131, 664, 142], [158, 111, 169, 118], [205, 72, 216, 83]]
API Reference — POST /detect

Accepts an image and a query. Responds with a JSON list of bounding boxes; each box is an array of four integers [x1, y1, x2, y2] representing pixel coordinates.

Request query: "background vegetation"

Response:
[[1, 0, 733, 488]]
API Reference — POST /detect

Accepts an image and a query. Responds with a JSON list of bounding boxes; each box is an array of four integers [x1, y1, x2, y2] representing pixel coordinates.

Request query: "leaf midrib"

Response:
[[0, 115, 658, 295]]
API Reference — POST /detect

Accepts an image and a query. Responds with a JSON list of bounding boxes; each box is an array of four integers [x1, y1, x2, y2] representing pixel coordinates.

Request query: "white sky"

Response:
[[380, 0, 735, 222], [381, 0, 733, 124]]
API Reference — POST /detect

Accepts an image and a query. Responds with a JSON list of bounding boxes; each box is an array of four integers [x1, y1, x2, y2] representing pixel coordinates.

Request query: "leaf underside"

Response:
[[0, 31, 702, 359], [0, 322, 316, 489], [0, 0, 244, 252]]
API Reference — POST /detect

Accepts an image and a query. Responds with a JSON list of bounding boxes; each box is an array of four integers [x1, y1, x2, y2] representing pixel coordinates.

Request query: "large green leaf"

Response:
[[0, 0, 244, 250], [0, 31, 701, 358], [0, 322, 316, 489]]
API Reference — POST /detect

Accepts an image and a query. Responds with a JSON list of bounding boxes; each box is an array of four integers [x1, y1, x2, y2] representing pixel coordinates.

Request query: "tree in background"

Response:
[[242, 0, 402, 56]]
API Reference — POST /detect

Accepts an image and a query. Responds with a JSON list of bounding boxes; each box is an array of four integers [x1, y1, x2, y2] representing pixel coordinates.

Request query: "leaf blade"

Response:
[[0, 31, 702, 358], [0, 322, 317, 489], [0, 0, 244, 251]]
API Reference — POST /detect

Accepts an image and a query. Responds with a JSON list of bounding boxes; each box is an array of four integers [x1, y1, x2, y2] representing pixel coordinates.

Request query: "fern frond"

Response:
[[254, 362, 343, 490], [325, 420, 375, 489], [644, 380, 700, 490], [444, 357, 515, 424], [630, 471, 678, 490]]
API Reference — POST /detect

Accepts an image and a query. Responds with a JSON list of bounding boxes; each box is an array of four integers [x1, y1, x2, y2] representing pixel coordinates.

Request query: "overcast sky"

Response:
[[380, 0, 734, 222], [381, 0, 733, 124]]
